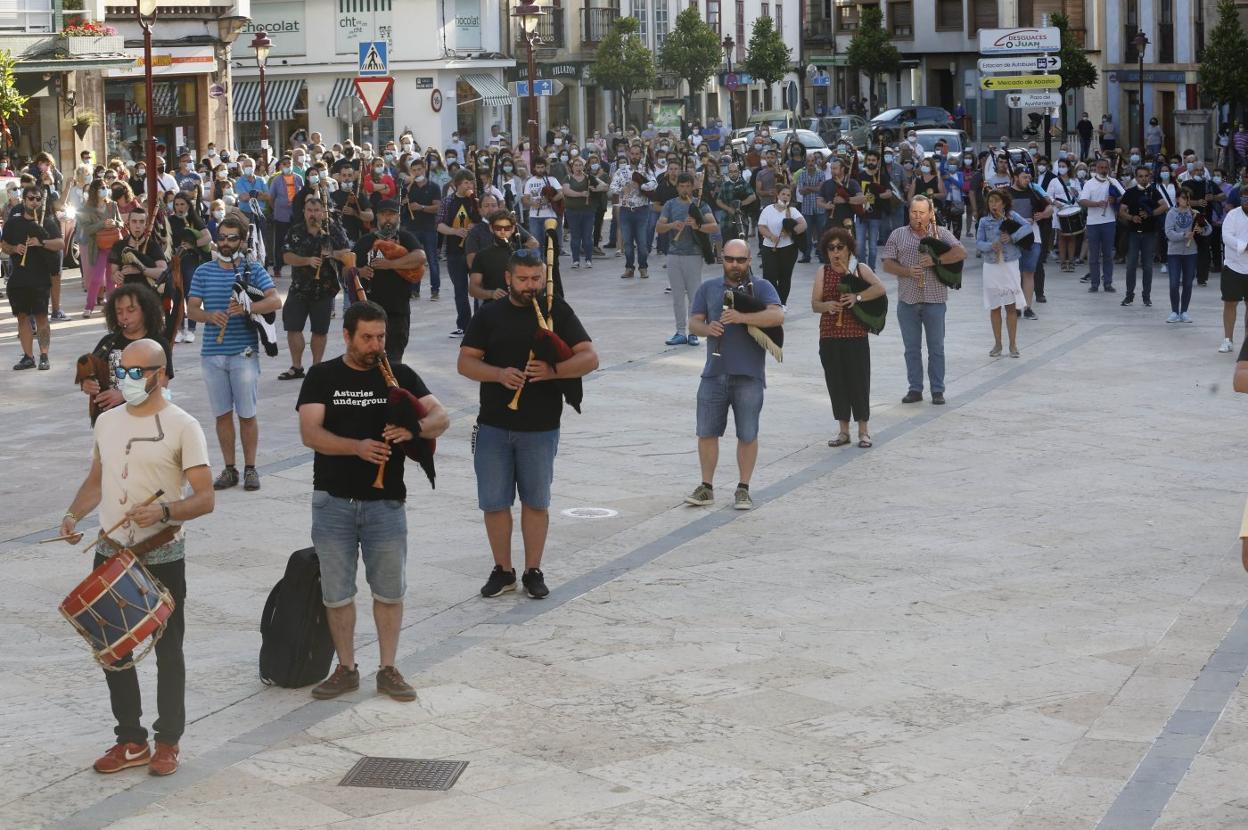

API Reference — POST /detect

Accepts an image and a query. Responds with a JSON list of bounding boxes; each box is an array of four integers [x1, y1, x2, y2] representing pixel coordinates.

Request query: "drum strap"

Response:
[[97, 526, 178, 559]]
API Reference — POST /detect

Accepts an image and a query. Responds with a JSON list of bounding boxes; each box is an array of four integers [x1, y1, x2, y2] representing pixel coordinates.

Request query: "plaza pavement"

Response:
[[2, 245, 1248, 829]]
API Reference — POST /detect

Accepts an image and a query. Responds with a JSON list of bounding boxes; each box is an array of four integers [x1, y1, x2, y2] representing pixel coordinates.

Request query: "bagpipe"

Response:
[[73, 347, 111, 426], [673, 197, 716, 265], [215, 257, 279, 355], [998, 216, 1033, 251], [916, 232, 964, 289], [507, 219, 583, 414], [836, 260, 888, 335], [724, 282, 783, 363], [541, 176, 565, 217], [371, 238, 425, 284], [371, 353, 437, 490], [835, 179, 866, 221]]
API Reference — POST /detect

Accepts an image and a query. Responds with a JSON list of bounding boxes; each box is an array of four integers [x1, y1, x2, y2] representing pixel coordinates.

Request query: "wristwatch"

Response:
[[159, 502, 171, 524], [855, 294, 863, 304]]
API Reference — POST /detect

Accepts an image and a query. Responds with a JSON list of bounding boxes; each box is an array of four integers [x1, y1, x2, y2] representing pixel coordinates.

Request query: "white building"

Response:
[[232, 0, 514, 152]]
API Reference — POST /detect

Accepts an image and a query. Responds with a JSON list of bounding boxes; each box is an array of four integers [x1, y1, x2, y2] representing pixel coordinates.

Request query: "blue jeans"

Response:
[[1086, 222, 1116, 288], [619, 206, 650, 270], [528, 216, 561, 248], [804, 212, 827, 261], [473, 424, 560, 511], [856, 217, 882, 269], [696, 374, 765, 443], [310, 491, 408, 606], [896, 301, 946, 394], [410, 228, 441, 293], [1125, 231, 1157, 300], [646, 207, 660, 252], [445, 253, 471, 331], [566, 210, 594, 263], [1168, 253, 1197, 313]]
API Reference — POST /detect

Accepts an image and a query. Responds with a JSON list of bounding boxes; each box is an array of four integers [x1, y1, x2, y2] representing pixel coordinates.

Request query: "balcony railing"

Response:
[[803, 18, 833, 43], [514, 7, 566, 51], [582, 4, 620, 46], [0, 0, 53, 33]]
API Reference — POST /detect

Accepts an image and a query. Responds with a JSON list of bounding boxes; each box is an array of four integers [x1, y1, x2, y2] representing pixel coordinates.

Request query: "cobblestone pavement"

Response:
[[2, 249, 1247, 829]]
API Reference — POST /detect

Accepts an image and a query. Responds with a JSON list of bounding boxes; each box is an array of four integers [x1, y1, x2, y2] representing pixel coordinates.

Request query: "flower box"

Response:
[[62, 35, 124, 55]]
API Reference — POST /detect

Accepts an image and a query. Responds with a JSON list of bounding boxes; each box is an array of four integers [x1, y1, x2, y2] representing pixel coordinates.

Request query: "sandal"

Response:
[[828, 433, 851, 447], [277, 366, 305, 381], [988, 344, 1002, 357], [858, 435, 873, 449]]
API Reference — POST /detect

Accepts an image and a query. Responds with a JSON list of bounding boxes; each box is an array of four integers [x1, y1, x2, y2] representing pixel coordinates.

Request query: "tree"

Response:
[[1050, 13, 1097, 141], [0, 51, 27, 151], [1199, 0, 1248, 124], [659, 7, 723, 120], [845, 7, 899, 121], [591, 17, 656, 131], [742, 15, 790, 108]]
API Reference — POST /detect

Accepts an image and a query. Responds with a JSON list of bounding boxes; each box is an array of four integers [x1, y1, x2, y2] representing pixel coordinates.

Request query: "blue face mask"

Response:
[[119, 373, 154, 406]]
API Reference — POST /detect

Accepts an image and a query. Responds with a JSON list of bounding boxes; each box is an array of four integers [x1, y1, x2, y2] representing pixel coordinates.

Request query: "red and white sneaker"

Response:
[[93, 741, 150, 774], [149, 742, 179, 776]]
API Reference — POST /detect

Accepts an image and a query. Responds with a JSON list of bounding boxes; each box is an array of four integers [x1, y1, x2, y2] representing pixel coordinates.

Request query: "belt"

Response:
[[97, 525, 179, 559]]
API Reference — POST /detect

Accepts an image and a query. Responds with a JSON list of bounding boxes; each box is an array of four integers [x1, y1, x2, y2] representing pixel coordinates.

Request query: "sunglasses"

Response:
[[491, 223, 514, 231], [219, 233, 243, 242], [722, 255, 749, 264], [24, 195, 41, 201], [114, 365, 161, 380]]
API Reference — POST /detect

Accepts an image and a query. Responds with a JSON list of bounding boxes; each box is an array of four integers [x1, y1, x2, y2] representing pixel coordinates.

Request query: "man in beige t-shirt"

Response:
[[61, 339, 214, 778]]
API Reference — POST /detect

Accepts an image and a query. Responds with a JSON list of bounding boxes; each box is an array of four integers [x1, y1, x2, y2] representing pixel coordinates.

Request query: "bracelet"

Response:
[[160, 502, 171, 524], [63, 509, 77, 522]]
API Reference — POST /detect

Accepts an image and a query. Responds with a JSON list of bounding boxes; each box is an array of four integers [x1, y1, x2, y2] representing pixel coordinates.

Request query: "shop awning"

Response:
[[233, 79, 305, 123], [459, 74, 511, 107], [325, 77, 358, 118]]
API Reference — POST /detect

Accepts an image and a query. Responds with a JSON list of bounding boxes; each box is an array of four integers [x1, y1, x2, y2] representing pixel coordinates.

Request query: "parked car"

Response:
[[748, 110, 800, 131], [868, 106, 956, 144], [771, 129, 835, 161], [913, 129, 972, 160], [807, 115, 870, 149]]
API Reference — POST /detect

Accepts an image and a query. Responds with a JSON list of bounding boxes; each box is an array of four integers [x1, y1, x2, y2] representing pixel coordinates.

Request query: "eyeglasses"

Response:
[[24, 195, 42, 202], [723, 255, 749, 264], [513, 249, 543, 262], [491, 223, 514, 232], [219, 233, 243, 242], [114, 365, 161, 380], [827, 243, 848, 252]]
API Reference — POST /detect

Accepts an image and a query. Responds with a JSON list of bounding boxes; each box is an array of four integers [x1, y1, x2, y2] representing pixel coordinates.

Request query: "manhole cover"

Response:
[[561, 507, 619, 519], [339, 757, 468, 791]]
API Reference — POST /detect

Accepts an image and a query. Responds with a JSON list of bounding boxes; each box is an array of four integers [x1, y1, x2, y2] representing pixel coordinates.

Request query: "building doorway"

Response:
[[1159, 90, 1175, 156]]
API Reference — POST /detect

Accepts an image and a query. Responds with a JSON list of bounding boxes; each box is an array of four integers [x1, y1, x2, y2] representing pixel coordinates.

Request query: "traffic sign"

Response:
[[980, 74, 1061, 91], [208, 83, 226, 99], [1005, 92, 1062, 109], [725, 73, 740, 92], [353, 76, 393, 119], [978, 27, 1061, 54], [358, 41, 388, 76], [977, 55, 1061, 74], [513, 79, 560, 96]]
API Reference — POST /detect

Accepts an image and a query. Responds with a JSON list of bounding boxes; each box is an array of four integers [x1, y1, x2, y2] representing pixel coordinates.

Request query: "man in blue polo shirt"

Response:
[[186, 213, 281, 492]]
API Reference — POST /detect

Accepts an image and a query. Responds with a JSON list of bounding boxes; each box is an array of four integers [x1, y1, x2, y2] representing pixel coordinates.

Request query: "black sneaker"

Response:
[[522, 568, 550, 599], [1143, 298, 1152, 307], [931, 392, 946, 405], [901, 390, 923, 404], [213, 467, 239, 490], [37, 354, 49, 370], [1103, 285, 1117, 293], [1087, 286, 1099, 293], [311, 663, 360, 700], [1120, 296, 1133, 306], [1022, 307, 1037, 320], [13, 355, 34, 371], [480, 565, 516, 598], [1080, 274, 1091, 283], [1036, 294, 1047, 303]]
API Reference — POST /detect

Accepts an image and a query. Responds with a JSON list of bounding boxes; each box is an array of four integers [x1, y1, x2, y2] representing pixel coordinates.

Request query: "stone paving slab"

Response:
[[2, 249, 1248, 829]]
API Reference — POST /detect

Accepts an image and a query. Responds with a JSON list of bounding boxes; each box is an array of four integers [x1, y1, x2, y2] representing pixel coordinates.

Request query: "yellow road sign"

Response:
[[980, 74, 1061, 91]]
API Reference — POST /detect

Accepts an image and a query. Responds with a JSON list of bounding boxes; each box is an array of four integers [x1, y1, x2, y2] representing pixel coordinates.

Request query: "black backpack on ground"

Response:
[[259, 547, 335, 688]]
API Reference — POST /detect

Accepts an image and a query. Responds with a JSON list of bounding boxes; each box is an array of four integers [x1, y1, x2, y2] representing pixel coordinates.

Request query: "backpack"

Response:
[[258, 547, 335, 688]]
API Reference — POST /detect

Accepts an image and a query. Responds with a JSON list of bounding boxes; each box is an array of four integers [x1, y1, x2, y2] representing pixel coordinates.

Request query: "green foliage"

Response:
[[591, 17, 656, 124], [1198, 0, 1248, 115], [0, 50, 28, 123], [845, 6, 899, 116], [741, 15, 790, 88], [659, 7, 723, 96], [1051, 13, 1096, 93]]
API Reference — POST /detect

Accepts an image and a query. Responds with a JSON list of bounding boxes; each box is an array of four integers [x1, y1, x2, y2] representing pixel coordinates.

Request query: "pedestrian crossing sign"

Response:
[[358, 41, 388, 77]]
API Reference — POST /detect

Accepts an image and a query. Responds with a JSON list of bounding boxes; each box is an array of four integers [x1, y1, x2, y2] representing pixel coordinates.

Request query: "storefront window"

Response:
[[105, 79, 198, 163], [359, 100, 394, 150]]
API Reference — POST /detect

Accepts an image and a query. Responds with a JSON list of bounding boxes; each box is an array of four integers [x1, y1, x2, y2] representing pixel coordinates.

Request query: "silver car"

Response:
[[914, 129, 971, 160]]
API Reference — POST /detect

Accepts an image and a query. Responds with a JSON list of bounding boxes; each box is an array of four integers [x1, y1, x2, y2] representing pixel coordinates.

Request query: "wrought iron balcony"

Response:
[[582, 4, 620, 46]]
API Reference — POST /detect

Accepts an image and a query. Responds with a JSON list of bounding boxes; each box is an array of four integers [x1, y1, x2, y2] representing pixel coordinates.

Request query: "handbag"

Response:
[[95, 205, 122, 250]]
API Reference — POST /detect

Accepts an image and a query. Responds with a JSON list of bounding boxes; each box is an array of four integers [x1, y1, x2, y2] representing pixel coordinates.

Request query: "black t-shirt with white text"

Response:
[[462, 295, 590, 432], [295, 356, 431, 501]]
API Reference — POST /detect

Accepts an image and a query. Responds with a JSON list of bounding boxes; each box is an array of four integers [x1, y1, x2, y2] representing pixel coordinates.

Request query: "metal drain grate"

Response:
[[339, 757, 468, 791]]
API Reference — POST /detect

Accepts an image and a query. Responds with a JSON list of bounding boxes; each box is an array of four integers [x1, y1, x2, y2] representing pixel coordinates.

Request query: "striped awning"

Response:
[[326, 77, 359, 118], [233, 79, 305, 123], [459, 74, 511, 107]]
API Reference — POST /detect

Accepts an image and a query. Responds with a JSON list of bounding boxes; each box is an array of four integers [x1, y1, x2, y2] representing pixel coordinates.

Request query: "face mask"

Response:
[[385, 153, 394, 162], [837, 146, 847, 154], [760, 160, 768, 168], [212, 209, 225, 221], [1058, 165, 1068, 174], [655, 160, 667, 170], [884, 154, 894, 164], [903, 163, 914, 171], [174, 207, 188, 217], [1214, 176, 1224, 185], [281, 166, 292, 175], [1037, 165, 1048, 174], [1000, 140, 1008, 148], [693, 129, 700, 135], [590, 163, 600, 172], [1130, 155, 1141, 164], [570, 149, 579, 157], [1160, 172, 1171, 181], [413, 175, 426, 185], [243, 167, 254, 176], [560, 154, 569, 162], [921, 166, 931, 174], [136, 168, 146, 177], [119, 372, 154, 406], [341, 180, 356, 191], [1077, 170, 1089, 180]]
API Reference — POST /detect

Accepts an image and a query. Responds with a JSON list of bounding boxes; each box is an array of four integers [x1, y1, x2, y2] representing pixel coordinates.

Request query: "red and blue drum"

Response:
[[59, 548, 175, 669]]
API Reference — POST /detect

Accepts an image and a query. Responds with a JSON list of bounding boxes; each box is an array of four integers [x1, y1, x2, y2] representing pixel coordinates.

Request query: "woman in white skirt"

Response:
[[975, 188, 1033, 357]]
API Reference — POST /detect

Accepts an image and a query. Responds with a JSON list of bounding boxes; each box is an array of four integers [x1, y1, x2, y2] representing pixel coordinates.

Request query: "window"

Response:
[[761, 2, 769, 20], [889, 1, 912, 38], [776, 2, 782, 37], [631, 0, 648, 40], [836, 3, 858, 32], [0, 0, 52, 32], [655, 0, 669, 46], [1195, 0, 1205, 61], [1017, 0, 1033, 27], [707, 0, 720, 33], [735, 0, 745, 61], [1159, 0, 1174, 63], [1124, 0, 1139, 63], [970, 0, 996, 35], [936, 0, 961, 30]]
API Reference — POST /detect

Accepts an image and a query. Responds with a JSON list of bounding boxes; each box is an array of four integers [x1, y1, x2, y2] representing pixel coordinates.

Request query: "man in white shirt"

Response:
[[521, 156, 563, 244], [607, 144, 659, 278], [1219, 194, 1248, 353], [446, 132, 466, 160], [1077, 157, 1124, 292]]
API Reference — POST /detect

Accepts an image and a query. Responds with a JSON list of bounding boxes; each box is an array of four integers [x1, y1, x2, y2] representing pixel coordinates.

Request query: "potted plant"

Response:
[[71, 110, 99, 140], [59, 21, 123, 55]]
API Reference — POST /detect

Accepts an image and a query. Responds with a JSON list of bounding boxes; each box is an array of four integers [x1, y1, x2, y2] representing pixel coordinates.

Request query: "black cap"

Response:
[[376, 199, 401, 213]]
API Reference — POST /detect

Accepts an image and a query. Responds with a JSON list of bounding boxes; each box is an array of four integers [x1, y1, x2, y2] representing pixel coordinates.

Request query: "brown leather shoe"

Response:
[[93, 741, 150, 774], [148, 742, 179, 776], [312, 663, 360, 700], [376, 666, 417, 702]]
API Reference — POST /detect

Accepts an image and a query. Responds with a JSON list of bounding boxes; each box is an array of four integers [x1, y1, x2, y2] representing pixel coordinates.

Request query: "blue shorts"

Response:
[[201, 353, 260, 419], [473, 424, 559, 512], [1018, 243, 1041, 273], [696, 375, 764, 443], [310, 491, 408, 607]]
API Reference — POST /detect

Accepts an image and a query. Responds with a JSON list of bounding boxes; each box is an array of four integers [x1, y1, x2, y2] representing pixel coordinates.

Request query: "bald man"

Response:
[[61, 339, 215, 778], [685, 239, 784, 511]]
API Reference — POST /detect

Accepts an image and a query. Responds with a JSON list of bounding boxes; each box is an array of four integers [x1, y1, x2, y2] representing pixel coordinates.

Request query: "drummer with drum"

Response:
[[1047, 158, 1085, 273], [59, 338, 215, 778]]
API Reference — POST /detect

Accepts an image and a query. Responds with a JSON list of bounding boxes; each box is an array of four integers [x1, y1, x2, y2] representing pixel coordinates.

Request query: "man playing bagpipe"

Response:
[[108, 207, 168, 290], [457, 242, 599, 600], [351, 199, 427, 362], [297, 301, 449, 702]]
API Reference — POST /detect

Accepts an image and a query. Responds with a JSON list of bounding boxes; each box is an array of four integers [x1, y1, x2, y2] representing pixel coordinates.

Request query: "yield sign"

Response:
[[353, 76, 393, 120]]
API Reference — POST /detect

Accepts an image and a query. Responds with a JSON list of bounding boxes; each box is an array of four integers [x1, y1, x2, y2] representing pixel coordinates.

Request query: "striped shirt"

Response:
[[796, 168, 827, 216], [880, 224, 962, 305], [188, 258, 275, 355]]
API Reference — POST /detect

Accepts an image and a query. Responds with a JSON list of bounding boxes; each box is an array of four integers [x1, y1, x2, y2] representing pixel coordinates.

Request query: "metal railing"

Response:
[[581, 5, 620, 46], [803, 18, 833, 42], [514, 7, 566, 50]]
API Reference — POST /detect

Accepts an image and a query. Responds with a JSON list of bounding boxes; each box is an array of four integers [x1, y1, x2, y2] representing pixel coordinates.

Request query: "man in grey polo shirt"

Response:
[[657, 173, 719, 346]]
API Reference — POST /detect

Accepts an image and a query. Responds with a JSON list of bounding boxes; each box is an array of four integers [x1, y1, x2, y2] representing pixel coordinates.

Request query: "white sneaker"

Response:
[[185, 331, 195, 343], [1220, 338, 1234, 353], [174, 330, 186, 343], [1180, 312, 1193, 323], [1166, 312, 1180, 323]]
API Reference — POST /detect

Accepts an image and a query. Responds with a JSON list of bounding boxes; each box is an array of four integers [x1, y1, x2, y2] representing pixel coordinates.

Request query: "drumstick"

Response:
[[40, 532, 84, 544], [82, 490, 165, 553]]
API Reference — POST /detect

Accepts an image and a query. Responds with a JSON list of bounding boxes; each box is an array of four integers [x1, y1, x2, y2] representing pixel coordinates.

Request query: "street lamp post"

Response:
[[250, 31, 273, 167], [514, 3, 546, 158], [136, 0, 159, 224], [722, 36, 734, 127], [1134, 31, 1149, 155]]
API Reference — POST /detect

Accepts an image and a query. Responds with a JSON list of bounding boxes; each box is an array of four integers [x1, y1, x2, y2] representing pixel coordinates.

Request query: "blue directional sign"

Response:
[[358, 41, 388, 76], [516, 79, 554, 96]]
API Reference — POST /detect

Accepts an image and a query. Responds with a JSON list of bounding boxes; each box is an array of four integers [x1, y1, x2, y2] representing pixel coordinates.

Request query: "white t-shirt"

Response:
[[523, 175, 562, 219], [1081, 175, 1124, 226], [93, 402, 209, 553], [758, 203, 803, 249]]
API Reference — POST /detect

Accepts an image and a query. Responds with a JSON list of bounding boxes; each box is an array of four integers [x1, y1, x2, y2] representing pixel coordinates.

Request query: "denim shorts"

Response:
[[201, 353, 260, 419], [310, 491, 408, 607], [1018, 242, 1041, 273], [696, 374, 765, 443], [473, 424, 559, 512]]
